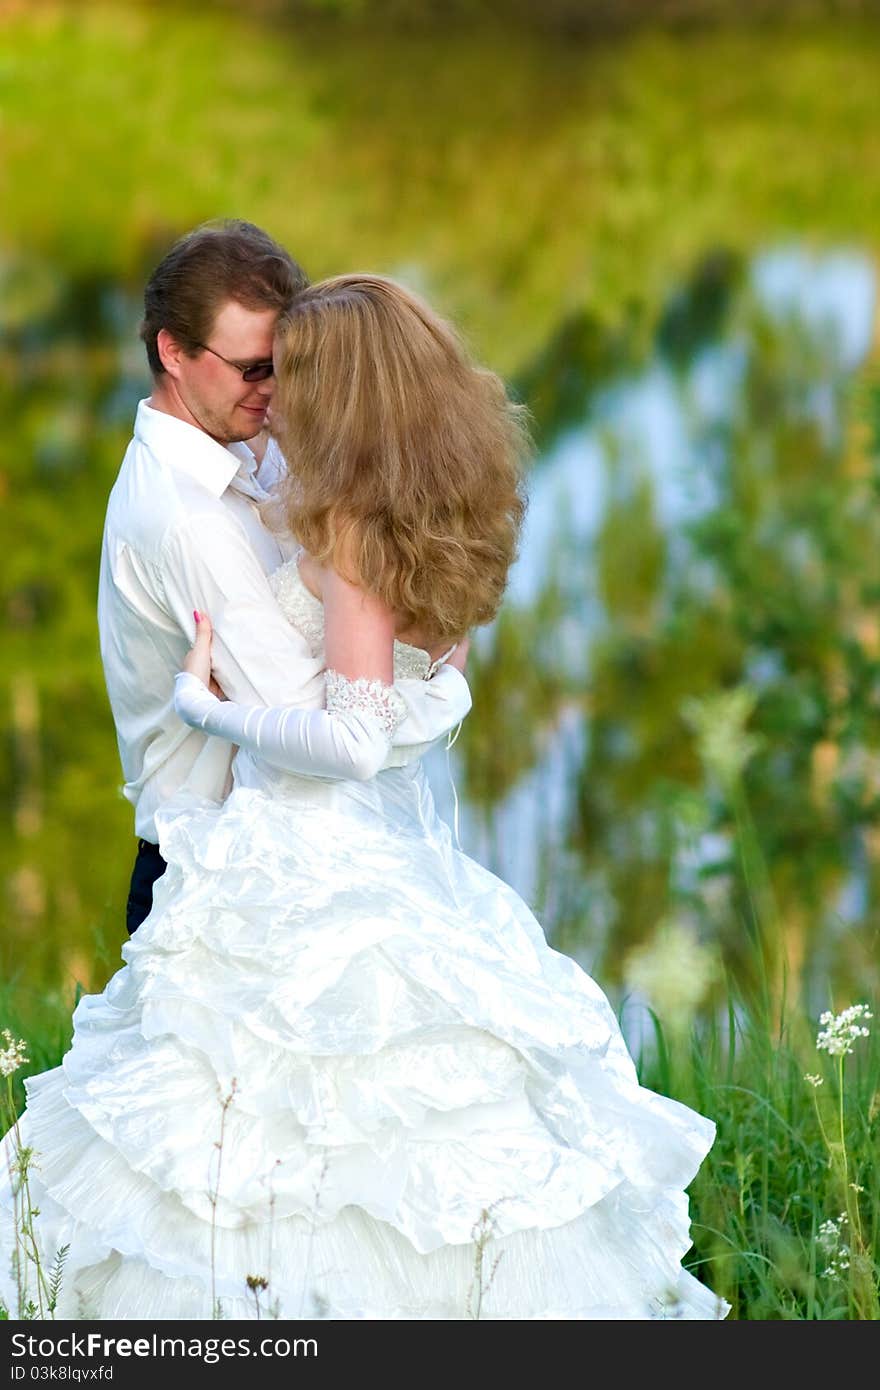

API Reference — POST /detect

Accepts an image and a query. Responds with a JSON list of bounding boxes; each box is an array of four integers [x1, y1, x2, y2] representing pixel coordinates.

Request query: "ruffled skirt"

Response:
[[0, 766, 727, 1319]]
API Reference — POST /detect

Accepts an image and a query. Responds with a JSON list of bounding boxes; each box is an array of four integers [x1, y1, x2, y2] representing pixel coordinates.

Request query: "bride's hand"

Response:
[[183, 611, 226, 697]]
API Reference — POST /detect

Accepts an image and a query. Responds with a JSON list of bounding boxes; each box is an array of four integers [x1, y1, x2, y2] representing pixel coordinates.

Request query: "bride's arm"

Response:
[[321, 556, 471, 752], [174, 574, 424, 782], [320, 567, 470, 754]]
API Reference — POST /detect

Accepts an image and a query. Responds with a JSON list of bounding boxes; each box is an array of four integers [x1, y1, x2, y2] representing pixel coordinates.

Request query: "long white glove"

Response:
[[174, 669, 411, 782]]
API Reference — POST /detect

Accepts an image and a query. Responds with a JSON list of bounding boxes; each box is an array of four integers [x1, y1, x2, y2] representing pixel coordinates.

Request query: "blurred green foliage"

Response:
[[467, 249, 880, 1016], [3, 5, 880, 370], [2, 2, 880, 1025], [174, 0, 880, 35]]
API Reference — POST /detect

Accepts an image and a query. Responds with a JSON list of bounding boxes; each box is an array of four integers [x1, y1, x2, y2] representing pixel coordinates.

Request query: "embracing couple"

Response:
[[1, 220, 727, 1320]]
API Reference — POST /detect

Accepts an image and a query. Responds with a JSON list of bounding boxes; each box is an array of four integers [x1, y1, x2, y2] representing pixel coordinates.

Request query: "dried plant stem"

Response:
[[208, 1079, 237, 1320], [3, 1074, 55, 1319], [466, 1205, 504, 1320]]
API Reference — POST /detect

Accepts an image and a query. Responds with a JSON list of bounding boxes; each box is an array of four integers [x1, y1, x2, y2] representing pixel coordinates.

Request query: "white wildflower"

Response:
[[624, 917, 721, 1034], [850, 1182, 866, 1194], [816, 1004, 873, 1057], [681, 686, 764, 787], [817, 1212, 848, 1280], [817, 1214, 847, 1253], [0, 1029, 29, 1078], [803, 1073, 824, 1088], [823, 1247, 851, 1281]]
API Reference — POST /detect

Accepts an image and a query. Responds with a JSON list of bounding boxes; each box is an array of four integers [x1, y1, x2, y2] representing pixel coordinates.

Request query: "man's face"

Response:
[[172, 300, 278, 444]]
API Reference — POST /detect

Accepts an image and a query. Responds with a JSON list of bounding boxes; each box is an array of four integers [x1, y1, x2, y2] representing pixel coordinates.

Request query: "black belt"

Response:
[[137, 838, 164, 857]]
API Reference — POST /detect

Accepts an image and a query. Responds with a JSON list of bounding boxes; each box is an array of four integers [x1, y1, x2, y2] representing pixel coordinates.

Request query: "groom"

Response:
[[98, 219, 471, 935]]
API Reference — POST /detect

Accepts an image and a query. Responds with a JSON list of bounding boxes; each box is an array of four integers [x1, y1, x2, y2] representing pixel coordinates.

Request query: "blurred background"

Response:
[[4, 0, 880, 1049]]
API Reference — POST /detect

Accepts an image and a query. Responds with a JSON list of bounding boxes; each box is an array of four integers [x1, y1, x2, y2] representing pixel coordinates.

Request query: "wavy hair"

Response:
[[271, 275, 529, 644]]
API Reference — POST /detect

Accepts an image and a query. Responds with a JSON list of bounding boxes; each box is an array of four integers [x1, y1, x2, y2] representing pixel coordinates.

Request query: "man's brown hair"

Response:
[[140, 219, 308, 375]]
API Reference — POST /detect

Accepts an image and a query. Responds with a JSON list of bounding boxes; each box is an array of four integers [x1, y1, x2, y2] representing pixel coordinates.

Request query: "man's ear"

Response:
[[157, 328, 190, 380]]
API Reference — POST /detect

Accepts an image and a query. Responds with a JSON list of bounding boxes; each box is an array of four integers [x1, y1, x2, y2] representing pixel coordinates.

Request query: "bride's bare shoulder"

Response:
[[296, 549, 325, 602]]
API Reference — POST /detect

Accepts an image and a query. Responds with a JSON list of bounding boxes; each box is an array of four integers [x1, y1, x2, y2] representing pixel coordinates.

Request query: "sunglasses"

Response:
[[195, 342, 275, 383]]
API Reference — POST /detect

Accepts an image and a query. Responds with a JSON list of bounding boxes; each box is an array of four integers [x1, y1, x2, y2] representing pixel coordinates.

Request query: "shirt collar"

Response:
[[134, 398, 251, 499], [226, 439, 268, 498]]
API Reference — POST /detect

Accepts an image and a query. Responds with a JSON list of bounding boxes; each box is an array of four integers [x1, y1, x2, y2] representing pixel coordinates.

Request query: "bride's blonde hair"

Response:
[[270, 275, 529, 644]]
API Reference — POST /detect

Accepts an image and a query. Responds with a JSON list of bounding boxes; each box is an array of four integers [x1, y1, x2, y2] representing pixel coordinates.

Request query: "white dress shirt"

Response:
[[98, 399, 471, 841]]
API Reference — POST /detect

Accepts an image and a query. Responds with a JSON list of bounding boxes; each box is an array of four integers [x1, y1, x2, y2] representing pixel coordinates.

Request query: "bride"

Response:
[[1, 275, 727, 1320]]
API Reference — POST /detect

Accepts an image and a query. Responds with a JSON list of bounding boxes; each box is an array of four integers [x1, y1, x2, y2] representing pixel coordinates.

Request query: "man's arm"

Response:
[[161, 513, 326, 709], [387, 667, 472, 756]]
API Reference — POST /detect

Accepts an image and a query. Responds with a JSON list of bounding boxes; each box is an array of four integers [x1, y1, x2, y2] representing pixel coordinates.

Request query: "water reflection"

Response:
[[430, 244, 880, 1030], [3, 243, 880, 1035]]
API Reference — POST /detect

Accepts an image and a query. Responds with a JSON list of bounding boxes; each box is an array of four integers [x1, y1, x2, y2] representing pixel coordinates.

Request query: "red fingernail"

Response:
[[193, 609, 201, 623]]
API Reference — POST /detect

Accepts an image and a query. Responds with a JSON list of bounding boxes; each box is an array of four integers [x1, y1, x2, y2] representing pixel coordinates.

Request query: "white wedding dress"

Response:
[[0, 557, 727, 1320]]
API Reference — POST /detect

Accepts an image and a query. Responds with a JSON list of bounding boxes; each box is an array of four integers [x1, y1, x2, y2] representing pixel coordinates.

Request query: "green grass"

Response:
[[638, 986, 880, 1319]]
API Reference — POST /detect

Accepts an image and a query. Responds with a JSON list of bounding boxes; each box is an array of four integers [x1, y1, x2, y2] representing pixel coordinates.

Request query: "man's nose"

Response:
[[256, 376, 275, 400]]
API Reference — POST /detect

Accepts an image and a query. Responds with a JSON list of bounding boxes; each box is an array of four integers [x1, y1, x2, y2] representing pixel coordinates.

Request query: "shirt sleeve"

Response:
[[160, 511, 327, 710], [386, 668, 472, 761]]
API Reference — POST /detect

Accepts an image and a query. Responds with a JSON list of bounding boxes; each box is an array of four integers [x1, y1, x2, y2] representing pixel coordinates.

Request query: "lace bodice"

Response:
[[269, 555, 450, 681]]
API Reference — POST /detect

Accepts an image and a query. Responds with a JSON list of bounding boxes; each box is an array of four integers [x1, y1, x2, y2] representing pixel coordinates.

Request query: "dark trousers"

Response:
[[126, 838, 167, 935]]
